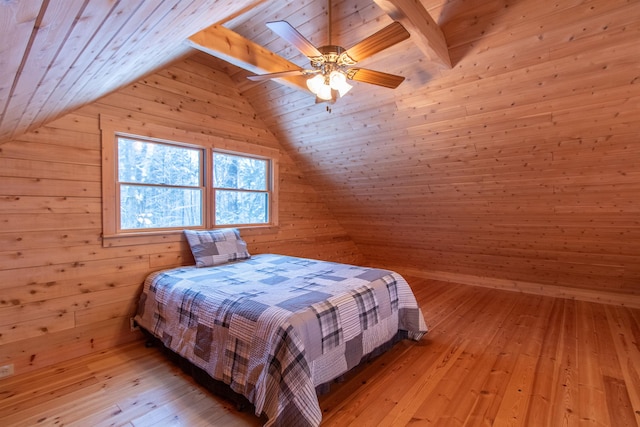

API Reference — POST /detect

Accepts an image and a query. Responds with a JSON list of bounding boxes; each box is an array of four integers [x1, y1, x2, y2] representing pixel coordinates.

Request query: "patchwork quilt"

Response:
[[134, 254, 427, 426]]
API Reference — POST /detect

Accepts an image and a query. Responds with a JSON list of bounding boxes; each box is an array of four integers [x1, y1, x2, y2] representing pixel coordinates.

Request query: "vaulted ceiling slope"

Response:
[[0, 0, 264, 142], [1, 0, 639, 299]]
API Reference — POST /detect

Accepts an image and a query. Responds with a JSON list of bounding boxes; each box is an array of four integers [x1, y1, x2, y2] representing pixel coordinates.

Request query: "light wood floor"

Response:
[[1, 279, 639, 426]]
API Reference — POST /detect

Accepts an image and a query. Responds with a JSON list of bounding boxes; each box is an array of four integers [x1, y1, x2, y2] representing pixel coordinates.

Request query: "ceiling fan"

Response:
[[247, 1, 410, 103]]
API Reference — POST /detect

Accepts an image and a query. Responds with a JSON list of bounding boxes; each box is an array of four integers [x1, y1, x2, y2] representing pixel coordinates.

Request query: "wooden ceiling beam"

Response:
[[187, 24, 309, 93], [373, 0, 452, 68]]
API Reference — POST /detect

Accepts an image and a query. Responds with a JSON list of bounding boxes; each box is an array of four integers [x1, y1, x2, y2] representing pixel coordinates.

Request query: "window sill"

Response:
[[102, 225, 279, 248]]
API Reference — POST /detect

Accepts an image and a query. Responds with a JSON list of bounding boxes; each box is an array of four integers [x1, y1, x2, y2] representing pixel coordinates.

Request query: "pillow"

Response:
[[184, 228, 250, 267]]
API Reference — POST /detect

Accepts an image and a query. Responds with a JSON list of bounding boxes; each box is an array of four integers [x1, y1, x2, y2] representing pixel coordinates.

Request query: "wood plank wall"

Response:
[[0, 56, 364, 376], [231, 0, 640, 305]]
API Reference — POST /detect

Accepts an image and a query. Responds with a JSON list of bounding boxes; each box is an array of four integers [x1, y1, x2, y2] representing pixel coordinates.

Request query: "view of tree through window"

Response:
[[102, 118, 279, 240], [213, 152, 269, 225], [117, 137, 203, 230]]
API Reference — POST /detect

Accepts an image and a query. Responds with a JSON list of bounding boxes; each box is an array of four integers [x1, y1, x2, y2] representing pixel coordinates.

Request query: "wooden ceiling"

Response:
[[0, 0, 265, 142], [0, 0, 452, 142], [1, 0, 639, 297]]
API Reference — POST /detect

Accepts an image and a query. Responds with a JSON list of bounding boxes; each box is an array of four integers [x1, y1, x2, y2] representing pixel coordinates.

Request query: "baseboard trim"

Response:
[[392, 267, 640, 309]]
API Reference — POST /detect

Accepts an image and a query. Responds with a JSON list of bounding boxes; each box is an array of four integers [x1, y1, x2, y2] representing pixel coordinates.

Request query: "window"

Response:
[[100, 116, 279, 245], [117, 137, 204, 230], [213, 152, 270, 226]]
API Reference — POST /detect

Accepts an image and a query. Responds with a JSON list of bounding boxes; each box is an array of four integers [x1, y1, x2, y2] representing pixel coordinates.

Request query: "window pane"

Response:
[[120, 185, 202, 229], [118, 137, 201, 186], [213, 153, 267, 190], [215, 190, 268, 225]]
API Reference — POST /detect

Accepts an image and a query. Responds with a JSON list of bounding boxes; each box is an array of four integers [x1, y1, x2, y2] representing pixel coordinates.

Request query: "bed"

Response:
[[134, 228, 427, 427]]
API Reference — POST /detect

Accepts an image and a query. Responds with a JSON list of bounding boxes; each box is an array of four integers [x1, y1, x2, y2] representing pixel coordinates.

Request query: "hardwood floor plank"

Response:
[[415, 290, 521, 425], [604, 305, 640, 426], [388, 342, 468, 426], [603, 375, 637, 427], [468, 296, 551, 425], [552, 300, 580, 426], [1, 279, 638, 426], [492, 354, 538, 426], [1, 381, 107, 426], [523, 298, 565, 426], [576, 301, 610, 426]]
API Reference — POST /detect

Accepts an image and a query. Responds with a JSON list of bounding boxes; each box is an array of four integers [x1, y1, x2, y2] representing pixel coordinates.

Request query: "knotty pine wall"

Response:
[[0, 56, 364, 376], [233, 0, 640, 307]]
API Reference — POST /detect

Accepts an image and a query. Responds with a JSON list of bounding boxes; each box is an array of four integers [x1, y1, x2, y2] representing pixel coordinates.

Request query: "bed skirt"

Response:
[[139, 327, 407, 421]]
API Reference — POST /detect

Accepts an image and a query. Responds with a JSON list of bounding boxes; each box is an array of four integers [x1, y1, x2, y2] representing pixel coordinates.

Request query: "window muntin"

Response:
[[117, 136, 204, 231], [213, 152, 270, 226]]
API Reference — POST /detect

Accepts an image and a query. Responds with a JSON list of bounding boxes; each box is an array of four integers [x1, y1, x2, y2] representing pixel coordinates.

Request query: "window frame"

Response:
[[116, 136, 206, 233], [100, 115, 279, 247], [212, 149, 273, 227]]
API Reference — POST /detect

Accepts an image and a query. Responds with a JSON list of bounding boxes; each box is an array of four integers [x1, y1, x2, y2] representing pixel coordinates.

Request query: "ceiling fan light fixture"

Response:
[[329, 70, 352, 97], [306, 73, 334, 100], [317, 82, 334, 101], [306, 74, 326, 96], [306, 70, 351, 100], [250, 1, 410, 104]]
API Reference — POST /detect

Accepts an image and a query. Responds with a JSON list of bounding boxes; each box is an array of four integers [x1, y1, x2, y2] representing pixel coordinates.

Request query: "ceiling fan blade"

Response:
[[346, 68, 406, 89], [342, 21, 410, 63], [266, 20, 323, 58], [247, 69, 310, 81]]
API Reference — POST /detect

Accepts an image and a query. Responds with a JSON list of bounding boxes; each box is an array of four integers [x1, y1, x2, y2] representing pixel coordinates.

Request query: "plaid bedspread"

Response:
[[134, 254, 427, 426]]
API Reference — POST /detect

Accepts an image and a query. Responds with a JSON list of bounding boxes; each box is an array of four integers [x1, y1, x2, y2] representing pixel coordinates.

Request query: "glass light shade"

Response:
[[329, 71, 352, 97], [316, 83, 333, 100], [306, 74, 324, 93]]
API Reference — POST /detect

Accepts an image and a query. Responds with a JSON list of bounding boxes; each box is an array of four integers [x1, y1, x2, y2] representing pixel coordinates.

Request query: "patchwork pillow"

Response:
[[184, 228, 250, 267]]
